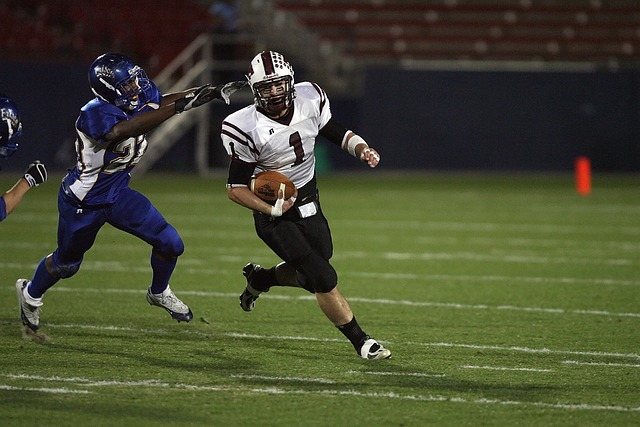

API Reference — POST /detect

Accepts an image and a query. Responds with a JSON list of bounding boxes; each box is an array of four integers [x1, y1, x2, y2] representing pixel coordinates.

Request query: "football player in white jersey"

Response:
[[16, 53, 245, 333], [221, 51, 390, 360]]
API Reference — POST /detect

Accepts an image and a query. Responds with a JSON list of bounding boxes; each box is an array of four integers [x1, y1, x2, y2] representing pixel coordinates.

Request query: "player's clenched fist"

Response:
[[23, 160, 47, 188]]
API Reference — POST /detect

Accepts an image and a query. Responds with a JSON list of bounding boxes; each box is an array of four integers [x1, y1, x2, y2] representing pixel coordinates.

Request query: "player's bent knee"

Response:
[[47, 253, 81, 279], [155, 224, 184, 257], [295, 254, 337, 293], [313, 271, 338, 293], [51, 262, 81, 279]]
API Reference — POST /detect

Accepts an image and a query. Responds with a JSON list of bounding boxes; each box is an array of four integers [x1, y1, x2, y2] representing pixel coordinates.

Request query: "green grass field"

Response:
[[1, 171, 639, 426]]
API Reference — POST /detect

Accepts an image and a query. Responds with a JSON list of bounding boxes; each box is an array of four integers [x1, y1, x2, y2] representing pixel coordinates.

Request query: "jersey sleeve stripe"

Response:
[[222, 122, 259, 156], [223, 120, 253, 142], [310, 82, 327, 113]]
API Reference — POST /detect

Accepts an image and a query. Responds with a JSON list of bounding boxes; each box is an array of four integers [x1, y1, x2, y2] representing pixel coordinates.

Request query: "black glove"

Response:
[[213, 80, 247, 105], [24, 160, 47, 188], [174, 84, 215, 114]]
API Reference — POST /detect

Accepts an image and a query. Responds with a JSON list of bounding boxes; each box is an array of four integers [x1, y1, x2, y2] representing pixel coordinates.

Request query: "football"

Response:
[[250, 170, 296, 202]]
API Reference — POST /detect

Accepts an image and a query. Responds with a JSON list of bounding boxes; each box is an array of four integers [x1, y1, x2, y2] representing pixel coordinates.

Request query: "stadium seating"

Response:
[[0, 0, 213, 74], [3, 1, 638, 74], [274, 0, 640, 67]]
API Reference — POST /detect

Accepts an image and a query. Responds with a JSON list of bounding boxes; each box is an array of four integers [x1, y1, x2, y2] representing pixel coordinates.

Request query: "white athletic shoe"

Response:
[[359, 338, 392, 360], [16, 279, 43, 331], [146, 285, 193, 323]]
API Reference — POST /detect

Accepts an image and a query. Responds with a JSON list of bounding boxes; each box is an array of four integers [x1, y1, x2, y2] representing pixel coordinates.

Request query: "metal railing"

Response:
[[134, 1, 356, 176], [134, 34, 215, 176]]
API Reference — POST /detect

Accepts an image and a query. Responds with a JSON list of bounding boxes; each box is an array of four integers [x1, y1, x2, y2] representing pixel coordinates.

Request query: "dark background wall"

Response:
[[2, 62, 638, 173], [0, 61, 91, 173], [356, 68, 640, 172]]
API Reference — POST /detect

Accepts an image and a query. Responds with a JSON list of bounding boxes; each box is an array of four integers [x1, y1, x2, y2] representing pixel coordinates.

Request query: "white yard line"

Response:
[[39, 323, 640, 362], [461, 365, 554, 372], [231, 374, 335, 384], [2, 373, 638, 413], [4, 260, 639, 287], [346, 370, 446, 378], [413, 342, 640, 361], [563, 360, 640, 368], [0, 384, 91, 394], [13, 285, 636, 319]]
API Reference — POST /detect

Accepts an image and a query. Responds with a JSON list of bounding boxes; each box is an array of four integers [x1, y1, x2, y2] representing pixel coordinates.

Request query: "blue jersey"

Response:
[[62, 83, 161, 206], [0, 195, 6, 221]]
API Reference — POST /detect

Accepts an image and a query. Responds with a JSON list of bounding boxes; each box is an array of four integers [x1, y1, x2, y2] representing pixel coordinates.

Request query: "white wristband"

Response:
[[345, 135, 368, 158]]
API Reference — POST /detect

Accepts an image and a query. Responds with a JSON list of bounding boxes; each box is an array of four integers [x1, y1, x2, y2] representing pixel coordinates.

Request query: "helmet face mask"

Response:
[[0, 96, 22, 159], [253, 76, 293, 116], [247, 51, 296, 116], [88, 53, 151, 111]]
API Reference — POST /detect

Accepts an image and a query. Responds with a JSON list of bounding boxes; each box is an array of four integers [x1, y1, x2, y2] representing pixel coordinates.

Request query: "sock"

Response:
[[29, 256, 59, 299], [251, 266, 276, 292], [337, 316, 369, 351], [150, 252, 177, 294]]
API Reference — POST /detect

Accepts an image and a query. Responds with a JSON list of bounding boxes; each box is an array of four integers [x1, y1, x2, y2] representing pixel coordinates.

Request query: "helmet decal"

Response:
[[261, 51, 275, 76], [88, 53, 151, 111]]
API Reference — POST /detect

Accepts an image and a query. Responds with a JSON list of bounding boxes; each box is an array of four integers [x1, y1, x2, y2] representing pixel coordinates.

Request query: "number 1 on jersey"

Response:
[[289, 132, 304, 166]]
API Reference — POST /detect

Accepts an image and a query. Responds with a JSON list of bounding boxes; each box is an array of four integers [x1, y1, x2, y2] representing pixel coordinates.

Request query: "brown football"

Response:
[[250, 170, 296, 202]]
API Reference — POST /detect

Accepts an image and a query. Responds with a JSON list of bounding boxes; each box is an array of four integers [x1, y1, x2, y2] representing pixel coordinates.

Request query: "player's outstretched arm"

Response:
[[1, 160, 47, 221], [106, 82, 243, 144], [174, 80, 247, 111], [105, 103, 177, 143]]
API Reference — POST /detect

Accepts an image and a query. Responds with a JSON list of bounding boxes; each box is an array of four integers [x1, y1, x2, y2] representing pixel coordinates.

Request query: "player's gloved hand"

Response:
[[270, 185, 297, 217], [23, 160, 47, 188], [175, 84, 215, 113], [213, 81, 247, 105]]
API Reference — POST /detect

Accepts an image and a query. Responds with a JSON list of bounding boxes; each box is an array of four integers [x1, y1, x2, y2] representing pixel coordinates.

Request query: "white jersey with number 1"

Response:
[[221, 81, 332, 189]]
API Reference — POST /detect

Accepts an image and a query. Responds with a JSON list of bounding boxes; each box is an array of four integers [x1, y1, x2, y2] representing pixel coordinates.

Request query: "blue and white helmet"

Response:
[[0, 95, 22, 159], [88, 53, 152, 111]]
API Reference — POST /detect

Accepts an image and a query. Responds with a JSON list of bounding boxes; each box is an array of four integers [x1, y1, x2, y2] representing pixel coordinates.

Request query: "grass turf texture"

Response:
[[0, 172, 638, 426]]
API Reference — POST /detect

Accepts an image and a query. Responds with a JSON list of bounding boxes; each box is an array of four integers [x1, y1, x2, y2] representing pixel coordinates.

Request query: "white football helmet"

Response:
[[246, 51, 296, 116]]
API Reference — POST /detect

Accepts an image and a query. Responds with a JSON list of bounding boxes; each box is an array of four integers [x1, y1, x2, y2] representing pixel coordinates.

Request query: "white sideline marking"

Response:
[[253, 388, 640, 413], [231, 374, 335, 384], [5, 374, 227, 392], [0, 384, 91, 394], [346, 370, 446, 378], [413, 342, 640, 361], [383, 251, 635, 266], [461, 365, 554, 373], [42, 323, 640, 362], [4, 261, 640, 287], [2, 374, 638, 413], [13, 286, 638, 319], [563, 360, 640, 368], [351, 271, 640, 287]]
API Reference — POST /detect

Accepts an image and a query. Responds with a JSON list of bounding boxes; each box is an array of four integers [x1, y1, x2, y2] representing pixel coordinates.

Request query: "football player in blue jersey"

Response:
[[1, 95, 48, 222], [16, 53, 245, 332], [221, 51, 391, 360]]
